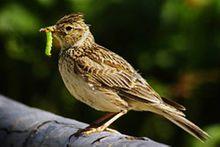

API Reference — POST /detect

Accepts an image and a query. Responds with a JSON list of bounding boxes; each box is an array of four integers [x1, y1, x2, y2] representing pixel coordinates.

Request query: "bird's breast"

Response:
[[58, 56, 128, 112]]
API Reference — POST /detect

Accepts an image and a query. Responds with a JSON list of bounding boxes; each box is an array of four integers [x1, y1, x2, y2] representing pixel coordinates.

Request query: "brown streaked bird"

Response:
[[40, 13, 209, 141]]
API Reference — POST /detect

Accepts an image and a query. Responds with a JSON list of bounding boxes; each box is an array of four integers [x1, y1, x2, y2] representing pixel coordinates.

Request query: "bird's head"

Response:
[[40, 13, 93, 49]]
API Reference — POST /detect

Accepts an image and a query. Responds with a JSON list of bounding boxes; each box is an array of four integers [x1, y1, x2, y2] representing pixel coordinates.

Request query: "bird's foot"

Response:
[[74, 126, 119, 137], [81, 125, 107, 135], [105, 128, 120, 134]]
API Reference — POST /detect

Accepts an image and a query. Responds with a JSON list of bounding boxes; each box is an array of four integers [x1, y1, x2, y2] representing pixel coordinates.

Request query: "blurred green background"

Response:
[[0, 0, 219, 146]]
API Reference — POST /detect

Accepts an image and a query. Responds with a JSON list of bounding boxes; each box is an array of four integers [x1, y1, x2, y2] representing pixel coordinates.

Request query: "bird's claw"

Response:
[[74, 126, 119, 137], [105, 128, 120, 134], [81, 125, 106, 135]]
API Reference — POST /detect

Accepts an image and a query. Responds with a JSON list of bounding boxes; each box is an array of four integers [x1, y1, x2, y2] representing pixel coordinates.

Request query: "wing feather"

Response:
[[70, 45, 162, 104]]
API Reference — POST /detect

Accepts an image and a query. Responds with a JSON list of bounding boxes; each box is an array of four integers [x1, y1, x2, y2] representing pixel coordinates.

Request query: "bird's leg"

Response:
[[88, 112, 116, 128], [82, 110, 127, 135], [74, 112, 117, 136]]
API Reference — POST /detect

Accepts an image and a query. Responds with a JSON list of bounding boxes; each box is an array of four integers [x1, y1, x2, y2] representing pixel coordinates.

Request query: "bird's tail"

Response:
[[152, 104, 209, 142]]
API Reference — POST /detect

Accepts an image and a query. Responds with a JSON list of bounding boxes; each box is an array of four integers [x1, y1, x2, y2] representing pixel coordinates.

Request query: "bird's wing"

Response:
[[71, 44, 162, 104]]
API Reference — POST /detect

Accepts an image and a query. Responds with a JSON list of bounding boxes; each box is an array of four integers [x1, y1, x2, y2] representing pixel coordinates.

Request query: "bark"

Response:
[[0, 95, 168, 147]]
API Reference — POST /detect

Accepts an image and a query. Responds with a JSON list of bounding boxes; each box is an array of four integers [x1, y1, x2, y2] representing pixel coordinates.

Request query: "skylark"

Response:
[[40, 13, 209, 141]]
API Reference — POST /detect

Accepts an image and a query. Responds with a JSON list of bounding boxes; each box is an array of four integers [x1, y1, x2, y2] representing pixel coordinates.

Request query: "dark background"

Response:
[[0, 0, 219, 146]]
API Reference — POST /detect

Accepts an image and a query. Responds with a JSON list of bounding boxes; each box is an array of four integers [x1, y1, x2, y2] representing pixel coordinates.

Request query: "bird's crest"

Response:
[[56, 13, 84, 24]]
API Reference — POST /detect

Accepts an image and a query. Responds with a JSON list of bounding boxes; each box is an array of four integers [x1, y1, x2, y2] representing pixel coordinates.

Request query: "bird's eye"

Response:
[[65, 26, 73, 32]]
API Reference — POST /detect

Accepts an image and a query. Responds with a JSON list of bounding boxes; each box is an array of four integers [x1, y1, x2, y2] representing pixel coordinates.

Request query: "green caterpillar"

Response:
[[44, 31, 53, 56]]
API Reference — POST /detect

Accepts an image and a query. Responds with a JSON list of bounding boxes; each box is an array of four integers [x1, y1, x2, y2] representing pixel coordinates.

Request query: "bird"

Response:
[[40, 13, 209, 141]]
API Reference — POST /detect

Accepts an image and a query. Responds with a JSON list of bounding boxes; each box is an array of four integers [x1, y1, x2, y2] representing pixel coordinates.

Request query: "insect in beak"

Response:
[[40, 26, 55, 56], [39, 25, 56, 33]]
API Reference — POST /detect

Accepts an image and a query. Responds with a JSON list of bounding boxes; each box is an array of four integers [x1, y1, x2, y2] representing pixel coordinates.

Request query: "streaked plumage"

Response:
[[40, 13, 209, 141]]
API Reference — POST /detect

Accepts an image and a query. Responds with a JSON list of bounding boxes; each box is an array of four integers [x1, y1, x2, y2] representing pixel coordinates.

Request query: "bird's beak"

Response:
[[39, 25, 56, 33]]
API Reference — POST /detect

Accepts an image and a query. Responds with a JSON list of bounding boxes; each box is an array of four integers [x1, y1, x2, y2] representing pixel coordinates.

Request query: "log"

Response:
[[0, 95, 168, 147]]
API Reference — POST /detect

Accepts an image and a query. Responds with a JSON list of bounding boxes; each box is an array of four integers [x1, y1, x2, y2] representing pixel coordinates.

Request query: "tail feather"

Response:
[[156, 107, 210, 141], [161, 97, 186, 111]]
